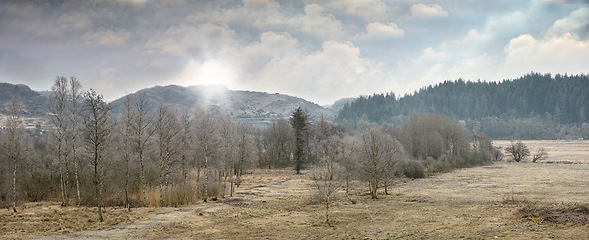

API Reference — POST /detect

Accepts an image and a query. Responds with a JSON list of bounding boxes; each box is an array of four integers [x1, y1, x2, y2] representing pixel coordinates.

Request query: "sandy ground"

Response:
[[2, 140, 589, 239]]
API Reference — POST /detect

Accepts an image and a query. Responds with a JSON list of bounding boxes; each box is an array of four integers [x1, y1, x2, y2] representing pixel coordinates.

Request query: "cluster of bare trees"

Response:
[[306, 114, 499, 222], [0, 77, 259, 220], [1, 77, 500, 224]]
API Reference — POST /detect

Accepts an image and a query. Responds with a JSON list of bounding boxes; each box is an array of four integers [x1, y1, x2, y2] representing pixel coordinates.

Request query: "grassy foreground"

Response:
[[2, 140, 588, 239]]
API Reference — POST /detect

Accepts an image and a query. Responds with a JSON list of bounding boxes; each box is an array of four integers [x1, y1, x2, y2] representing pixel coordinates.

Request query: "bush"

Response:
[[395, 159, 425, 178], [424, 156, 452, 173]]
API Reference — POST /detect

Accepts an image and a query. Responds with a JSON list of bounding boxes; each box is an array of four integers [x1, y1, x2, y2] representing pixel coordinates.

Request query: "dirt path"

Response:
[[37, 170, 309, 240]]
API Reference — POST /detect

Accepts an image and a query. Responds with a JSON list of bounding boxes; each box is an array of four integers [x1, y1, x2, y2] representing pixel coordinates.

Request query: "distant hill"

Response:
[[328, 97, 358, 114], [0, 83, 48, 116], [338, 73, 589, 124], [0, 82, 334, 125], [110, 85, 335, 120], [337, 73, 589, 139]]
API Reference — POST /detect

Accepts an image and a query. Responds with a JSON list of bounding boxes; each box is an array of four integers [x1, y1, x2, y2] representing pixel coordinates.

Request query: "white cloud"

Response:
[[364, 22, 405, 39], [548, 7, 589, 37], [410, 3, 449, 18], [463, 29, 491, 42], [501, 33, 589, 77], [288, 4, 344, 41], [325, 0, 389, 22], [220, 0, 283, 29], [234, 38, 388, 104]]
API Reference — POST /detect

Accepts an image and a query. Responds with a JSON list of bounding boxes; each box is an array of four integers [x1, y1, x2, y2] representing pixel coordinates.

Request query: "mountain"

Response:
[[0, 83, 48, 116], [110, 85, 335, 120]]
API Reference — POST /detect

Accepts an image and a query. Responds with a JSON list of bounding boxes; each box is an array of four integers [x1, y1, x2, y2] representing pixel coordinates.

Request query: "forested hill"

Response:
[[337, 73, 589, 138]]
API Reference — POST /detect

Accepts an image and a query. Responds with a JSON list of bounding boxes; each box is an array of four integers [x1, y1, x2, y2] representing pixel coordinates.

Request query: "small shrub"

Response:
[[425, 156, 452, 173], [518, 203, 589, 225], [396, 159, 425, 178]]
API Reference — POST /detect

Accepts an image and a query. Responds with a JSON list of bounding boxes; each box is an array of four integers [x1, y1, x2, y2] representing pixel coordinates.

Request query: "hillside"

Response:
[[110, 85, 335, 120], [337, 73, 589, 139], [0, 83, 48, 116]]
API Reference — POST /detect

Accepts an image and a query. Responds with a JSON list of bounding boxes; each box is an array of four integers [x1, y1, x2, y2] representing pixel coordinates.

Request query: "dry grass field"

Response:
[[2, 140, 589, 239], [494, 140, 589, 164]]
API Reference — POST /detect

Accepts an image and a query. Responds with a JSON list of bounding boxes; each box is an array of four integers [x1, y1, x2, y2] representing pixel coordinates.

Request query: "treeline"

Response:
[[337, 73, 589, 139], [0, 77, 499, 221]]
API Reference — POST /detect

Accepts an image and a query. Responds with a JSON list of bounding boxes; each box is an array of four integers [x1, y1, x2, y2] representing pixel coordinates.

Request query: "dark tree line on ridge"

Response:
[[337, 73, 589, 139], [1, 76, 499, 222]]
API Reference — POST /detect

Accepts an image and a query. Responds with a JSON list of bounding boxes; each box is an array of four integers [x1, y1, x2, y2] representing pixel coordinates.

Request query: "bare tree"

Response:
[[234, 122, 256, 193], [131, 92, 153, 206], [48, 76, 70, 206], [121, 95, 134, 211], [218, 116, 236, 198], [505, 141, 530, 162], [5, 96, 25, 212], [68, 77, 83, 204], [263, 119, 293, 168], [153, 103, 181, 206], [532, 148, 548, 163], [178, 108, 193, 186], [312, 137, 342, 223], [82, 89, 112, 222], [358, 127, 400, 199], [193, 109, 221, 202], [339, 135, 358, 201]]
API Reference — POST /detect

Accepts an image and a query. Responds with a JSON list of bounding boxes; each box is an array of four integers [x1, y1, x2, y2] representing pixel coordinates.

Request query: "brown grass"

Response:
[[0, 202, 147, 239], [4, 140, 589, 239], [495, 140, 589, 163]]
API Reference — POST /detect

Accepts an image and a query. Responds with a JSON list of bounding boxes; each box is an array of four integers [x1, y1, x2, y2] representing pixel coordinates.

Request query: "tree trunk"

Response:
[[204, 155, 209, 202], [126, 157, 130, 211], [12, 154, 17, 213], [58, 143, 67, 207], [140, 150, 147, 207], [95, 151, 103, 222]]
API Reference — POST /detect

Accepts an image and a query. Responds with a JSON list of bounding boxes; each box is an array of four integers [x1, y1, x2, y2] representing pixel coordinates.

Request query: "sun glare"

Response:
[[174, 59, 237, 88]]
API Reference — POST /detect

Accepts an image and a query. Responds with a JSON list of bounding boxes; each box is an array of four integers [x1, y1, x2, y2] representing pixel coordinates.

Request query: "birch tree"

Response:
[[131, 92, 152, 206], [5, 96, 25, 212], [193, 109, 220, 202], [68, 77, 83, 204], [48, 76, 70, 206], [218, 116, 235, 198], [153, 103, 181, 206]]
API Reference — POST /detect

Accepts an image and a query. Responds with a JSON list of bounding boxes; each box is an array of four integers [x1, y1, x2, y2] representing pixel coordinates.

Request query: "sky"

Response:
[[1, 0, 588, 105]]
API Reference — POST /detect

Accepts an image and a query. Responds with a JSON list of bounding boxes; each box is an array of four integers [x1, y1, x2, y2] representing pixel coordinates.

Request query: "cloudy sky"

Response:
[[1, 0, 588, 105]]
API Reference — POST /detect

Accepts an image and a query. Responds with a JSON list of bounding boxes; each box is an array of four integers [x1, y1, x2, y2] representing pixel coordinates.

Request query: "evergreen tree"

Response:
[[290, 107, 308, 174]]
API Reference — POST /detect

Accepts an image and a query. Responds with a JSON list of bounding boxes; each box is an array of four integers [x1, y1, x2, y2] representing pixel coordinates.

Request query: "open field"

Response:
[[2, 140, 589, 239], [494, 140, 589, 164]]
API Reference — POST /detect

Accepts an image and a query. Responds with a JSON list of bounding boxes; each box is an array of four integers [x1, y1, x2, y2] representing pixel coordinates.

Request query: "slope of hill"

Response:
[[110, 85, 335, 120], [0, 83, 48, 116]]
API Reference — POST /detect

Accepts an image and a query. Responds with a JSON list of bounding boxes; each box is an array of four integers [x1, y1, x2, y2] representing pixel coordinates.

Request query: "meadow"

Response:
[[2, 140, 588, 239]]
